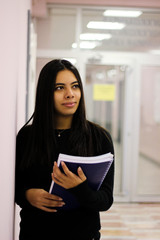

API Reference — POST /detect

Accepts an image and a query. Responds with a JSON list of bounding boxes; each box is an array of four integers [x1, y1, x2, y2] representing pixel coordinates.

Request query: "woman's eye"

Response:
[[55, 86, 64, 90], [72, 84, 80, 89]]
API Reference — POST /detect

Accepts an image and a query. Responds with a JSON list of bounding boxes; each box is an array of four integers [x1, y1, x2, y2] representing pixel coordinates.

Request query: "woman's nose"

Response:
[[65, 88, 74, 99]]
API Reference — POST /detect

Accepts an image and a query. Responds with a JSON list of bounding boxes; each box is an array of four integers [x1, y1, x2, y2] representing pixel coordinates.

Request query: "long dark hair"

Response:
[[20, 59, 110, 168], [33, 59, 87, 131]]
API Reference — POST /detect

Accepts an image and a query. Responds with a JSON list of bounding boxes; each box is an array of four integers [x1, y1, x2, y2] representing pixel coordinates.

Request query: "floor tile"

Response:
[[100, 203, 160, 240]]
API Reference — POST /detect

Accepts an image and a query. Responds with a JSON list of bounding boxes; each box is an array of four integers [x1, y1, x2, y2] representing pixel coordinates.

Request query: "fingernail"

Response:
[[60, 202, 65, 206]]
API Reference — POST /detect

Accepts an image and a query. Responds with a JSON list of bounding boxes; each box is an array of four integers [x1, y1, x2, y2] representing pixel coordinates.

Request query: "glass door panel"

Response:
[[137, 66, 160, 196], [85, 64, 126, 197]]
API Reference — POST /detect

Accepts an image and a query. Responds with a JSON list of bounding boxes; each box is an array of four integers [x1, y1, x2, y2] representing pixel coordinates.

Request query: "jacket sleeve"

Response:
[[68, 130, 114, 211], [15, 127, 31, 208]]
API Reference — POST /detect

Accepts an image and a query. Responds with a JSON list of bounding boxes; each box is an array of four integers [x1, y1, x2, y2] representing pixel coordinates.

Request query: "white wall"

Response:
[[0, 0, 31, 239]]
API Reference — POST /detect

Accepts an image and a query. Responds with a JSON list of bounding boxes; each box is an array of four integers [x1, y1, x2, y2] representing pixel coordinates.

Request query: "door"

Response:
[[83, 55, 160, 202], [84, 61, 133, 201], [132, 64, 160, 202]]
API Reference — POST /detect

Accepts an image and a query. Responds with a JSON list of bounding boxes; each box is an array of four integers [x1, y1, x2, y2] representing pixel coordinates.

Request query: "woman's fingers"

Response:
[[52, 161, 87, 189], [53, 161, 69, 182], [61, 161, 72, 176], [39, 206, 57, 213], [42, 190, 62, 201], [41, 197, 65, 208], [77, 167, 87, 181], [25, 189, 65, 211]]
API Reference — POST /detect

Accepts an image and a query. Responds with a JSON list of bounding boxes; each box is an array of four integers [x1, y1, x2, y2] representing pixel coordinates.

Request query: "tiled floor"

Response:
[[100, 203, 160, 240]]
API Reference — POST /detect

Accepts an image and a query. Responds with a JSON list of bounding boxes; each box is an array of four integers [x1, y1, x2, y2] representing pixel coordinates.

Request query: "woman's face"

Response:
[[53, 70, 81, 119]]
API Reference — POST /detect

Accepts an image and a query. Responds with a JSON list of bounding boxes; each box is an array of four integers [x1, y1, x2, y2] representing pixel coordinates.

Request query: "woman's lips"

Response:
[[62, 102, 76, 107]]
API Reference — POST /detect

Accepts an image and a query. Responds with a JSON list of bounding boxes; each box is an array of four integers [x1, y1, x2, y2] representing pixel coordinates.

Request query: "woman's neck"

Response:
[[55, 115, 73, 129]]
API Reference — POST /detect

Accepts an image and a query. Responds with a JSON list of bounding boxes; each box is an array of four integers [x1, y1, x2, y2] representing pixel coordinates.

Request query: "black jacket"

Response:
[[15, 124, 114, 240]]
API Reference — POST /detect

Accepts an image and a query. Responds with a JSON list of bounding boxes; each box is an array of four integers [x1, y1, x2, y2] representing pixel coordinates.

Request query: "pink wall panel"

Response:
[[46, 0, 160, 8], [32, 0, 160, 18]]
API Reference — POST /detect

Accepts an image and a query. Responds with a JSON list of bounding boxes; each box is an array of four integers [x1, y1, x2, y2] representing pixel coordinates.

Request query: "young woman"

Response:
[[15, 59, 114, 240]]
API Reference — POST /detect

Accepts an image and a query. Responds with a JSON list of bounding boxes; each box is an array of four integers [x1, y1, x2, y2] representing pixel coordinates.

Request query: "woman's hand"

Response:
[[25, 189, 65, 212], [52, 161, 87, 189]]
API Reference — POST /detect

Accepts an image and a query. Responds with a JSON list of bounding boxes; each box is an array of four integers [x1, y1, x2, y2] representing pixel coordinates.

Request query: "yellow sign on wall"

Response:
[[93, 84, 115, 101]]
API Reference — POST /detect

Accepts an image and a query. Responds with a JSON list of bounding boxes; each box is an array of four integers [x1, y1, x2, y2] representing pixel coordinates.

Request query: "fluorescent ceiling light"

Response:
[[80, 33, 112, 41], [87, 21, 125, 30], [103, 10, 142, 17], [80, 41, 100, 49], [72, 41, 100, 49]]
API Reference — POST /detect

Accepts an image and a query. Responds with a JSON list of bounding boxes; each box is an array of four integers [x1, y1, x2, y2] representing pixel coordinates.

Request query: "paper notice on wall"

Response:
[[93, 84, 115, 101]]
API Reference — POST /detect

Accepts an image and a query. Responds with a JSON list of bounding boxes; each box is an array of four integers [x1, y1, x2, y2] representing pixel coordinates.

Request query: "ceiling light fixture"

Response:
[[103, 10, 142, 17], [80, 41, 100, 49], [87, 21, 125, 30], [80, 33, 112, 41], [72, 41, 100, 49]]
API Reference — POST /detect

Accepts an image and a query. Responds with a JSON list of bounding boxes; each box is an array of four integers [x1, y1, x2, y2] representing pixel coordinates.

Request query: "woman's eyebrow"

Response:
[[55, 81, 79, 86], [55, 83, 65, 86], [71, 81, 79, 85]]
